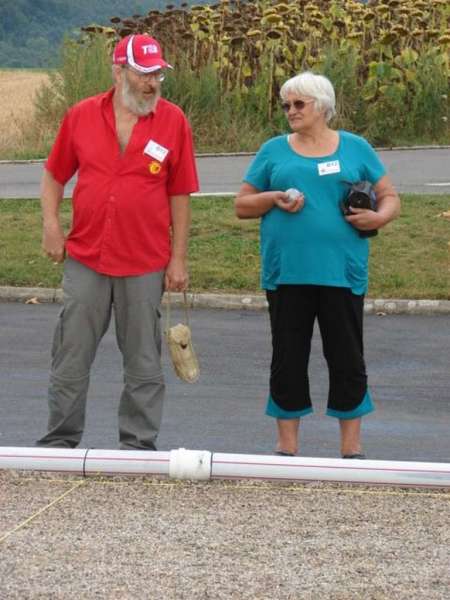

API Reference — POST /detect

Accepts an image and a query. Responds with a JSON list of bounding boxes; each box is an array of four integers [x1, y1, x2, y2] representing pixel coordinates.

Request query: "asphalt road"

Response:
[[0, 147, 450, 197], [1, 302, 449, 462]]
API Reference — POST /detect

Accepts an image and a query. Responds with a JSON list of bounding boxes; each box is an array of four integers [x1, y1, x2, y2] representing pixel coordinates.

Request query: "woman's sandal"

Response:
[[275, 451, 295, 457]]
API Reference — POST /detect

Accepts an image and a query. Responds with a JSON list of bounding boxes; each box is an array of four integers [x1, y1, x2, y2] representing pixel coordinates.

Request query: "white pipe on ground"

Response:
[[0, 447, 170, 476], [211, 453, 450, 487], [1, 447, 449, 488]]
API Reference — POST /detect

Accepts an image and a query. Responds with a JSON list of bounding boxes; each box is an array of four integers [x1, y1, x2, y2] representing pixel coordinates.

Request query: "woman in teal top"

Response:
[[235, 72, 400, 458]]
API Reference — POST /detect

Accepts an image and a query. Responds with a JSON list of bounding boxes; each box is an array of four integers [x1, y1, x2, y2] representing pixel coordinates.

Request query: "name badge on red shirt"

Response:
[[144, 139, 169, 162]]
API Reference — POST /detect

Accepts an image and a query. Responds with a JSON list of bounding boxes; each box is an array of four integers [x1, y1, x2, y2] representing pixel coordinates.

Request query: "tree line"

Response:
[[0, 0, 165, 68]]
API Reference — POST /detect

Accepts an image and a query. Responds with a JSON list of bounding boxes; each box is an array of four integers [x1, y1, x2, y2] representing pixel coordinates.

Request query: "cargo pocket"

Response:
[[51, 307, 65, 359], [154, 306, 162, 355]]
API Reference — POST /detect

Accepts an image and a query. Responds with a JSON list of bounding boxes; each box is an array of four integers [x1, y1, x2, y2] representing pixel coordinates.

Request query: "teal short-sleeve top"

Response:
[[243, 130, 386, 295]]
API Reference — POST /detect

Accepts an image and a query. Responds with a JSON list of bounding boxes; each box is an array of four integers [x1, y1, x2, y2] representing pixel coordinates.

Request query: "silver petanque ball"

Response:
[[285, 188, 302, 202]]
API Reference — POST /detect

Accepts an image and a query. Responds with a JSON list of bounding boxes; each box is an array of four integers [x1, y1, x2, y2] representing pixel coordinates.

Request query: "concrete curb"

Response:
[[1, 286, 449, 315]]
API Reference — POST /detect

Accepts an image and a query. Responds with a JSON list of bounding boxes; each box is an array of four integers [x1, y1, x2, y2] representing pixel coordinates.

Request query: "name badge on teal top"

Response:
[[318, 160, 341, 176]]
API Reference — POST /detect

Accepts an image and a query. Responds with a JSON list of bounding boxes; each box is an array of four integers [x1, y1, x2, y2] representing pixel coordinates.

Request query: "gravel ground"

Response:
[[1, 470, 449, 600]]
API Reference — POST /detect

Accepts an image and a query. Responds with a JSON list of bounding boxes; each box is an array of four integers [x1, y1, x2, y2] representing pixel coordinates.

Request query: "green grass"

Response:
[[0, 195, 449, 299], [368, 195, 449, 299]]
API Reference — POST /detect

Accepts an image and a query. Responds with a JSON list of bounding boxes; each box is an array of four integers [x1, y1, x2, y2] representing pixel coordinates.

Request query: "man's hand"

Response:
[[42, 221, 66, 263], [273, 191, 305, 213], [164, 257, 188, 292]]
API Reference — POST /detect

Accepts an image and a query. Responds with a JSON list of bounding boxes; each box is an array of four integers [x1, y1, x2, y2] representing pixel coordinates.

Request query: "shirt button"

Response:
[[110, 195, 115, 201]]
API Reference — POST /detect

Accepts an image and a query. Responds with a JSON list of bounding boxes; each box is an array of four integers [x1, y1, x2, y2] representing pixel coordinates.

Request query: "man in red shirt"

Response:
[[36, 34, 199, 450]]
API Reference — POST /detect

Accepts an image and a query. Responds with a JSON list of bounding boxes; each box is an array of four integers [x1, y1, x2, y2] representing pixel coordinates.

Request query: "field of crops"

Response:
[[0, 70, 50, 160]]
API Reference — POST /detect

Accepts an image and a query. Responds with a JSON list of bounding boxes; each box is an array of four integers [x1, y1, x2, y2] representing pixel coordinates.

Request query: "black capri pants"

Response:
[[266, 285, 373, 419]]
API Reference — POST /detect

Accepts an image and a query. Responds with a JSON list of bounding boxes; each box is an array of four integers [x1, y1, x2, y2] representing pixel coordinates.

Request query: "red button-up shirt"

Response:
[[46, 89, 199, 276]]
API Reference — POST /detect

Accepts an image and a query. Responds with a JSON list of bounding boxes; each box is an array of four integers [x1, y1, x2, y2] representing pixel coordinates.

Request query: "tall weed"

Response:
[[407, 49, 449, 141], [163, 60, 286, 151], [31, 35, 112, 154], [362, 47, 449, 145], [318, 42, 365, 133]]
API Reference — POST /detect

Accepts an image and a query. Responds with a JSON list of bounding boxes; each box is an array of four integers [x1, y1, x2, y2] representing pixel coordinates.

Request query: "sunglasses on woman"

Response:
[[281, 99, 314, 112]]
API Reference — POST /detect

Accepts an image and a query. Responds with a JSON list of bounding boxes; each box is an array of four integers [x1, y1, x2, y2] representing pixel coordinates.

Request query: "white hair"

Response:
[[280, 72, 336, 122]]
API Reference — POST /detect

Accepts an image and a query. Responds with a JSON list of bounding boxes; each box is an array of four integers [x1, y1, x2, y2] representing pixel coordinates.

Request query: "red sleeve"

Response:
[[45, 108, 79, 185], [167, 115, 199, 196]]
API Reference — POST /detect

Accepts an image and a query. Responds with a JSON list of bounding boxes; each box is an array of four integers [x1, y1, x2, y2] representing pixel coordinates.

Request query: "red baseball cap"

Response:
[[113, 34, 172, 73]]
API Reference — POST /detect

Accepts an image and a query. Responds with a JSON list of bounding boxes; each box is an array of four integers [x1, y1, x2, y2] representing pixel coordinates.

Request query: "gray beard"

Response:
[[121, 77, 159, 116]]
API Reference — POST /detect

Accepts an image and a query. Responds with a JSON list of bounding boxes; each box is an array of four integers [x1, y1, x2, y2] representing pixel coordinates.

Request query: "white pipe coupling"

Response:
[[169, 448, 212, 480]]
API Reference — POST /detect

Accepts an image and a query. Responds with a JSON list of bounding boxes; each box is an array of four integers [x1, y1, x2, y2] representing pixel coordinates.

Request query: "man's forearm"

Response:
[[169, 195, 191, 260], [41, 169, 66, 262], [41, 170, 64, 223]]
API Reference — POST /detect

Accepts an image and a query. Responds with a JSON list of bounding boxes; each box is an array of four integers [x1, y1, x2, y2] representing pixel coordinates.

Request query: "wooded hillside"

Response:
[[0, 0, 165, 67]]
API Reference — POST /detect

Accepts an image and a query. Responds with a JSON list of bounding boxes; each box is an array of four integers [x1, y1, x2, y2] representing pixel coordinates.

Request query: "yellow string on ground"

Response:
[[0, 479, 86, 544], [4, 475, 450, 501]]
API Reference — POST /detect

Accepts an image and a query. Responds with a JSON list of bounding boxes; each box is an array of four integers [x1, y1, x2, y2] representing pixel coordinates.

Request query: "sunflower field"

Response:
[[41, 0, 450, 151]]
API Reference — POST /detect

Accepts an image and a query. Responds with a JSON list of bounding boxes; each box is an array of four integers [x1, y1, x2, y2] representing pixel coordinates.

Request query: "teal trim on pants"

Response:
[[266, 395, 314, 419], [326, 390, 375, 419]]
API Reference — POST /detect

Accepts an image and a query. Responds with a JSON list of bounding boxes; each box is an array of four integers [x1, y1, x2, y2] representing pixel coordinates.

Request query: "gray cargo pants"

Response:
[[36, 257, 165, 450]]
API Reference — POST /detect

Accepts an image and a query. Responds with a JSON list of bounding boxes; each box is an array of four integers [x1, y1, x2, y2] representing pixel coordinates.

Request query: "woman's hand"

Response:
[[345, 175, 400, 231], [235, 184, 304, 218], [344, 207, 383, 231], [273, 191, 305, 213]]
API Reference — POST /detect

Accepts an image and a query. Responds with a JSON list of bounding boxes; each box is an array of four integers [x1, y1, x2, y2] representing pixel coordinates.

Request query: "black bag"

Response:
[[341, 181, 378, 238]]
